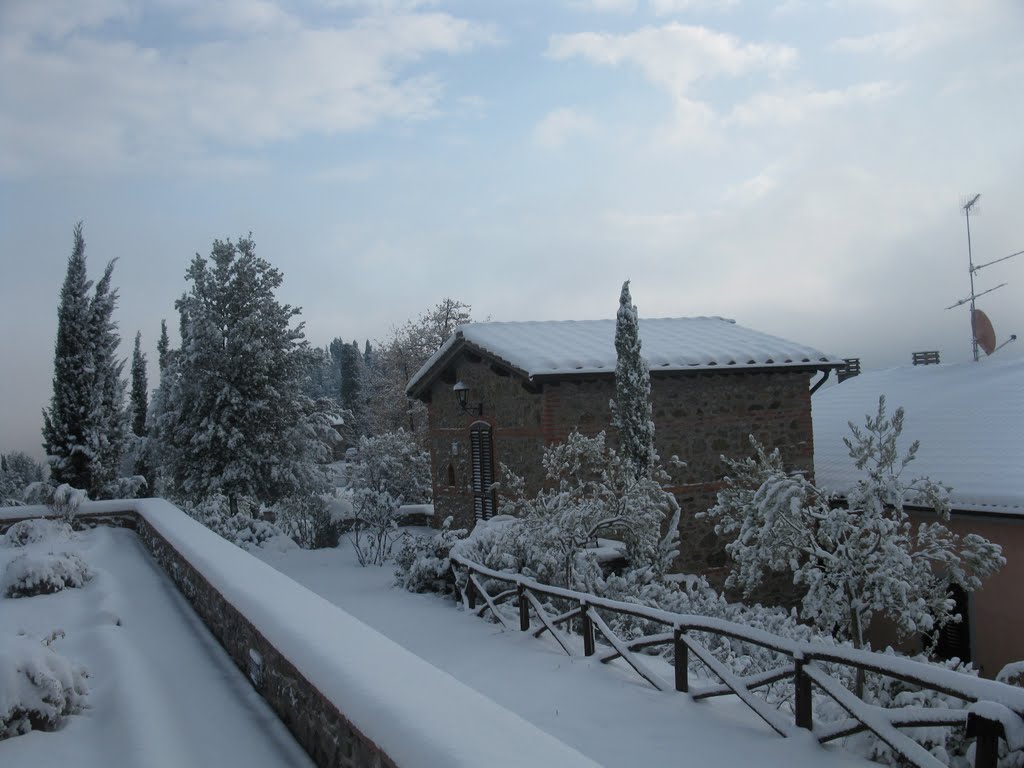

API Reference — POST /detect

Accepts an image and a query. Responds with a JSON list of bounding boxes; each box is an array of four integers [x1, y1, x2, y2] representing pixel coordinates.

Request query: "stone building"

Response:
[[406, 317, 840, 580]]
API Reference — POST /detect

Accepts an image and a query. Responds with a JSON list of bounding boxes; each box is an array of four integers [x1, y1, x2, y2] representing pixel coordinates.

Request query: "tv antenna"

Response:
[[945, 194, 1021, 361]]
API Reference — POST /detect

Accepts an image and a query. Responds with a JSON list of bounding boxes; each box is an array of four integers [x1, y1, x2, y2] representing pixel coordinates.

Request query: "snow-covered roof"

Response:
[[813, 357, 1024, 516], [408, 317, 840, 394]]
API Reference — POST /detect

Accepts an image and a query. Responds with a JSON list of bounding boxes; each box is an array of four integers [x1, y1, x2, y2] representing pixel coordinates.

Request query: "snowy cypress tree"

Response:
[[156, 319, 170, 374], [86, 260, 128, 496], [340, 340, 363, 433], [152, 235, 335, 516], [130, 332, 148, 437], [42, 225, 128, 499], [43, 224, 95, 491], [610, 280, 655, 480]]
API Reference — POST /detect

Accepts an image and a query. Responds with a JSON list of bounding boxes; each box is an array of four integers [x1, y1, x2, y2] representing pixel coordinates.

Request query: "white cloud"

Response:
[[829, 0, 1011, 58], [0, 0, 134, 44], [548, 24, 795, 89], [166, 0, 300, 33], [727, 81, 900, 125], [547, 23, 795, 143], [649, 0, 739, 15], [569, 0, 639, 12], [723, 170, 779, 204], [532, 108, 597, 148], [0, 4, 496, 175]]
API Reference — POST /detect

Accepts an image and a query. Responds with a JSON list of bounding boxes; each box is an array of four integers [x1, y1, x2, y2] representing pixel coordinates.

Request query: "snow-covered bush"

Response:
[[702, 398, 1004, 658], [497, 430, 679, 590], [2, 552, 93, 598], [19, 483, 88, 525], [185, 494, 290, 552], [2, 519, 74, 548], [0, 452, 45, 507], [394, 516, 468, 594], [816, 652, 980, 768], [274, 494, 338, 549], [994, 663, 1024, 768], [0, 632, 89, 739], [347, 430, 431, 566], [102, 474, 148, 501]]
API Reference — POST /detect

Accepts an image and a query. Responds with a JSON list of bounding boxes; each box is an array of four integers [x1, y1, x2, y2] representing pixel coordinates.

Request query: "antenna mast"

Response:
[[963, 194, 981, 362], [947, 193, 1021, 361]]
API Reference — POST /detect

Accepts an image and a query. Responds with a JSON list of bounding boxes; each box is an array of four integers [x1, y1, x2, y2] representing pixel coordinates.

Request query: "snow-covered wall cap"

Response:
[[0, 499, 601, 768], [408, 317, 840, 394], [813, 357, 1024, 516]]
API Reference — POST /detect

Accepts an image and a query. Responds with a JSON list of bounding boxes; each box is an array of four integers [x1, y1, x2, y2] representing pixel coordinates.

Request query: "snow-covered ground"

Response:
[[0, 525, 313, 768], [0, 513, 876, 767], [256, 535, 874, 768]]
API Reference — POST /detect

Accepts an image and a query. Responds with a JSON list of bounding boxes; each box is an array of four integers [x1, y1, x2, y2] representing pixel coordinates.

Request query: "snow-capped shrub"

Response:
[[101, 474, 147, 501], [2, 519, 74, 548], [994, 663, 1024, 768], [49, 484, 87, 524], [0, 452, 45, 507], [814, 652, 980, 768], [2, 553, 93, 598], [185, 494, 290, 552], [347, 430, 432, 566], [0, 632, 89, 738], [274, 494, 338, 549], [497, 431, 679, 590], [702, 399, 1004, 657], [394, 516, 468, 594]]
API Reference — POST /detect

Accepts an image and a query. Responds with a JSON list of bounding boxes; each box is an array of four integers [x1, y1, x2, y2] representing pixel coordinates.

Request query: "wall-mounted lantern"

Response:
[[452, 381, 483, 416]]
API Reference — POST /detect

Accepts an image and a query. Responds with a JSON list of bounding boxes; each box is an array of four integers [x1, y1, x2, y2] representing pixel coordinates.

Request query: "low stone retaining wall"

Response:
[[0, 501, 599, 768], [134, 515, 396, 768]]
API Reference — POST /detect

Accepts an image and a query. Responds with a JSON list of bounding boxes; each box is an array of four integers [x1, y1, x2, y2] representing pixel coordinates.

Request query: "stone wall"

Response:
[[423, 354, 817, 585], [133, 514, 398, 768], [0, 508, 397, 767]]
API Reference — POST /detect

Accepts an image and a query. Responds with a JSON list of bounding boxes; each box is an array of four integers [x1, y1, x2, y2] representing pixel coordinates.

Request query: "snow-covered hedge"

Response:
[[2, 552, 93, 598], [0, 633, 89, 738]]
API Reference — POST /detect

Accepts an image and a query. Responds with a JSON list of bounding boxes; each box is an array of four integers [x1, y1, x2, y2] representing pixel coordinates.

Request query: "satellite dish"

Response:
[[972, 308, 997, 356]]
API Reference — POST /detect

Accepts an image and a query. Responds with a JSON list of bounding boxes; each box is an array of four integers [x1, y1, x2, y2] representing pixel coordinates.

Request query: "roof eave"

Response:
[[405, 336, 533, 400]]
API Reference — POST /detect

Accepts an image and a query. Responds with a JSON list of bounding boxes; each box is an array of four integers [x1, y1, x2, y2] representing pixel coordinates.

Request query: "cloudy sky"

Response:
[[1, 0, 1022, 458]]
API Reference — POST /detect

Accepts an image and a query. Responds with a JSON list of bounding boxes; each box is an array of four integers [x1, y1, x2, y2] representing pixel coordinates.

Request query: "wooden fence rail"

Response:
[[451, 553, 1024, 768]]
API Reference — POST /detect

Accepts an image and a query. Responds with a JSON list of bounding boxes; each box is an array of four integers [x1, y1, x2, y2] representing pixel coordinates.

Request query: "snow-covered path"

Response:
[[0, 527, 313, 768], [258, 541, 873, 768]]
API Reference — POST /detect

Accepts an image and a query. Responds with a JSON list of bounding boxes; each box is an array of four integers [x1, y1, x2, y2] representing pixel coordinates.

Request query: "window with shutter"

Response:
[[934, 584, 971, 663], [470, 422, 495, 521]]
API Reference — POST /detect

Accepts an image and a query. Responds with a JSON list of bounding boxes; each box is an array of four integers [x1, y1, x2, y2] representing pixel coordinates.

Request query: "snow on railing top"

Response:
[[0, 501, 600, 768]]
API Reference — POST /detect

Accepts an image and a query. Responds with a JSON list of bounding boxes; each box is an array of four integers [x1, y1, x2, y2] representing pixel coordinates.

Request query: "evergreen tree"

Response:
[[42, 223, 95, 490], [157, 319, 170, 374], [87, 259, 128, 495], [151, 235, 335, 516], [130, 332, 148, 437], [42, 223, 127, 497], [610, 280, 655, 480], [340, 340, 363, 421]]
